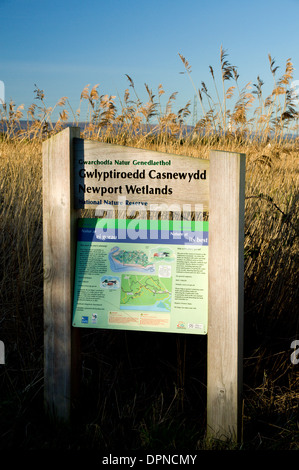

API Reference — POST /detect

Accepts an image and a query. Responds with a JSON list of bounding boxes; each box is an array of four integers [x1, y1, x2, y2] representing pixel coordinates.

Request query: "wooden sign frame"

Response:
[[42, 126, 245, 441]]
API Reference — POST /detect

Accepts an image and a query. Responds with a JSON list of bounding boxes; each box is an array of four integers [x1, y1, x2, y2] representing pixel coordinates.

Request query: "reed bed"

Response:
[[0, 50, 298, 450]]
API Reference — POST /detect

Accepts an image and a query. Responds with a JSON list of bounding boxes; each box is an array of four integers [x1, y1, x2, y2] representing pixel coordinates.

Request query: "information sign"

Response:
[[43, 128, 245, 439], [72, 218, 208, 334]]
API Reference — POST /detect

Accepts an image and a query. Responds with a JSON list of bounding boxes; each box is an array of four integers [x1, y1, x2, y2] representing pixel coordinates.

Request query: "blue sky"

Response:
[[1, 0, 299, 123]]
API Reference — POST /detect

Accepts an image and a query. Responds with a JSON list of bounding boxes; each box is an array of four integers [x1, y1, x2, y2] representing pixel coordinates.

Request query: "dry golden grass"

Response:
[[0, 50, 298, 449]]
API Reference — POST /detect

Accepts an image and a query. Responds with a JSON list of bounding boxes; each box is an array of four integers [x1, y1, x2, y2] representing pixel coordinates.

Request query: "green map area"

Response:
[[120, 274, 172, 312], [114, 249, 150, 267]]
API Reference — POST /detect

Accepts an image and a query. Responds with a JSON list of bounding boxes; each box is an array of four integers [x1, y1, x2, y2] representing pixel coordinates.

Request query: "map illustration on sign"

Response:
[[120, 274, 172, 312], [109, 246, 155, 273]]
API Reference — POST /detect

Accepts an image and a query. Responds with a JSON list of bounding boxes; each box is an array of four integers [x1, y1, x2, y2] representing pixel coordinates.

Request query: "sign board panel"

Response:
[[43, 129, 244, 438], [74, 139, 209, 210], [72, 218, 209, 334]]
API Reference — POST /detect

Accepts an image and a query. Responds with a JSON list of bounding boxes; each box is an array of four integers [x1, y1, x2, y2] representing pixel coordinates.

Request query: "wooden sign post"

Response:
[[43, 127, 81, 421], [42, 127, 245, 441], [207, 151, 245, 442]]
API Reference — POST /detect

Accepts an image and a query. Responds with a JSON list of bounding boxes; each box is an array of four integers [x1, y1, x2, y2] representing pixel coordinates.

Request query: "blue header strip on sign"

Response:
[[78, 227, 209, 246]]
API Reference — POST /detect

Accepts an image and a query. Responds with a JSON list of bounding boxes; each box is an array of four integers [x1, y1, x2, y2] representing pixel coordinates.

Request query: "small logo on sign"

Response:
[[92, 313, 98, 324], [81, 316, 89, 324], [177, 321, 186, 329]]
